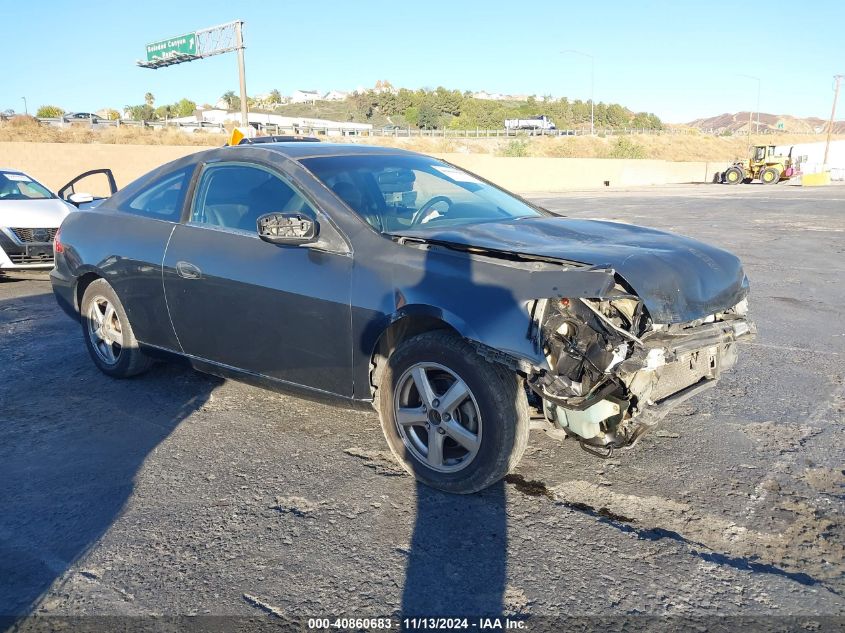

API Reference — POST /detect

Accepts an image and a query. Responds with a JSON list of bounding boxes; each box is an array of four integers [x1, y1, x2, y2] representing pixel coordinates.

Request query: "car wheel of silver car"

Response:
[[376, 330, 530, 494], [80, 279, 152, 378]]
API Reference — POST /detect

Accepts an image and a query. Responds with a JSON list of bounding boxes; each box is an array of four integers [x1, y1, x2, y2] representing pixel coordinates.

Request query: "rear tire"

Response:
[[80, 278, 152, 378], [375, 331, 530, 494], [724, 166, 744, 184], [761, 167, 780, 185]]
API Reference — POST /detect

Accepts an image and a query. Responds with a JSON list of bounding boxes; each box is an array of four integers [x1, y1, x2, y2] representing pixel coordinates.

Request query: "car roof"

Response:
[[226, 142, 421, 161]]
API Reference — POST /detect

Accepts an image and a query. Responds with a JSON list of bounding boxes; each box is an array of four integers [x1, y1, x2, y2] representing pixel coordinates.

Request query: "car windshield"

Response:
[[0, 172, 55, 200], [301, 154, 544, 233]]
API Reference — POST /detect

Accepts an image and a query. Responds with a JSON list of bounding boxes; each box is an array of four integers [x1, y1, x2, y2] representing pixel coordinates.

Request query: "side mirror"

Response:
[[67, 192, 95, 206], [257, 213, 319, 245]]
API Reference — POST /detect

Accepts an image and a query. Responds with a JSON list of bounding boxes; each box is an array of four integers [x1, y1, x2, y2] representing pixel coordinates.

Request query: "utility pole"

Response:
[[562, 50, 595, 135], [21, 97, 27, 115], [235, 20, 248, 128], [824, 74, 843, 166], [738, 74, 760, 136]]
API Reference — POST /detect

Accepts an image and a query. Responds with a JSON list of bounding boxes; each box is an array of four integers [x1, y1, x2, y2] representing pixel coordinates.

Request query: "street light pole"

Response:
[[589, 54, 595, 136], [561, 50, 595, 135], [824, 75, 843, 167], [738, 74, 761, 136], [21, 97, 27, 115]]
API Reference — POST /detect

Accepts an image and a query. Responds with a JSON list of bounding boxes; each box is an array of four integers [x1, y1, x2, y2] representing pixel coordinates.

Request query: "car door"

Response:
[[162, 160, 354, 397], [58, 168, 118, 210], [75, 164, 196, 352]]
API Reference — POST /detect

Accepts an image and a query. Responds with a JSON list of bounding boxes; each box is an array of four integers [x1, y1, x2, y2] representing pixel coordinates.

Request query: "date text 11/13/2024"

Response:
[[307, 617, 526, 630]]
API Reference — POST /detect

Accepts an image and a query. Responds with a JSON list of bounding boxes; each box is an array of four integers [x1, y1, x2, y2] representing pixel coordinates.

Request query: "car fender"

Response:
[[388, 302, 482, 343]]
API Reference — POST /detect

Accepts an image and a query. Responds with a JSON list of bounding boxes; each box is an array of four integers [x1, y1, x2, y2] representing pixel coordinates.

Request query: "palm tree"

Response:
[[221, 91, 237, 109], [144, 92, 155, 107]]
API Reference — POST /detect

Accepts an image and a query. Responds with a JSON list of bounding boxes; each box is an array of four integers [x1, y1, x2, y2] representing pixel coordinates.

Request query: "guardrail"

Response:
[[35, 117, 227, 134]]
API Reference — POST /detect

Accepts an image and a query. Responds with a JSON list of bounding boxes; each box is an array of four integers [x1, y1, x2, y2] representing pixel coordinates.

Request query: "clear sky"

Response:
[[4, 0, 844, 123]]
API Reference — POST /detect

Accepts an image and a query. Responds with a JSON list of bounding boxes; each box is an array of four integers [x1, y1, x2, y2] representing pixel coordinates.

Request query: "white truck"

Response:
[[504, 115, 556, 131]]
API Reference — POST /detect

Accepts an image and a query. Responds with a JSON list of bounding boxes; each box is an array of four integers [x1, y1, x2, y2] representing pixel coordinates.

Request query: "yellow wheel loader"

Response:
[[723, 145, 796, 185]]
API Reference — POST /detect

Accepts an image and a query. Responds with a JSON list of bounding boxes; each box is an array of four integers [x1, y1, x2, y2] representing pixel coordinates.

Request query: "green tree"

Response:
[[605, 104, 628, 128], [631, 112, 662, 130], [403, 106, 419, 127], [395, 88, 416, 113], [174, 98, 196, 117], [268, 89, 282, 105], [349, 90, 379, 119], [417, 104, 440, 129], [36, 105, 64, 118], [430, 87, 462, 116], [124, 104, 156, 121], [144, 92, 155, 107]]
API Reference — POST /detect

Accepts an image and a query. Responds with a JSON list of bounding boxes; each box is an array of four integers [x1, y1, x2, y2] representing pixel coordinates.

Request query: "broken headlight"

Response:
[[534, 294, 643, 404]]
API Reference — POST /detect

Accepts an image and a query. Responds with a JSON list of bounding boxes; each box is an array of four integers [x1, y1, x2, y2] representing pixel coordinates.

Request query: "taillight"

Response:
[[54, 227, 64, 254]]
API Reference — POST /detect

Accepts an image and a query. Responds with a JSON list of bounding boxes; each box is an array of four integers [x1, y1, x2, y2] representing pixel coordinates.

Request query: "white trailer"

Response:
[[777, 140, 845, 180], [504, 115, 556, 131]]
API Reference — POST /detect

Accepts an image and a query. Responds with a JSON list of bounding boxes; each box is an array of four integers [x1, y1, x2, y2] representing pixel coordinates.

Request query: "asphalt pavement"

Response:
[[1, 183, 843, 631]]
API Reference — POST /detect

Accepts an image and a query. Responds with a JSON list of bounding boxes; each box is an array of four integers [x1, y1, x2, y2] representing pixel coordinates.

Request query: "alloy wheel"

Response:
[[87, 296, 123, 365], [393, 362, 482, 473]]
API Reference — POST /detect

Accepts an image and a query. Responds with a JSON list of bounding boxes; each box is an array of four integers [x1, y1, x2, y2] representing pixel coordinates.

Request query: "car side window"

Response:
[[123, 166, 193, 222], [190, 163, 316, 234]]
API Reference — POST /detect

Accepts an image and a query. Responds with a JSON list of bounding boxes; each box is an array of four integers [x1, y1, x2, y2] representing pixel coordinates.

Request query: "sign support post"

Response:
[[235, 21, 248, 128]]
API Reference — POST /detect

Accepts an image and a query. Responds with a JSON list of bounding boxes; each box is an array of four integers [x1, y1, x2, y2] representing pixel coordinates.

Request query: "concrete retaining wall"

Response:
[[0, 142, 728, 194], [434, 154, 730, 192], [0, 142, 212, 194]]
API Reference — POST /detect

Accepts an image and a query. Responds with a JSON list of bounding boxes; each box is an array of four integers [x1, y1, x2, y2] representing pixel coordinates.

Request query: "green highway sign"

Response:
[[145, 33, 197, 61]]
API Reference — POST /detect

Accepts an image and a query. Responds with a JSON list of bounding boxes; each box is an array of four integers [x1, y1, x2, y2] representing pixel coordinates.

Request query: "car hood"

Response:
[[0, 199, 70, 228], [397, 216, 749, 324]]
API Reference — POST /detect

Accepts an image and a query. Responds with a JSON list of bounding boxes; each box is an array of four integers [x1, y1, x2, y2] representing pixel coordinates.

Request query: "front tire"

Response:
[[761, 167, 780, 185], [376, 331, 530, 494], [724, 166, 744, 184], [80, 278, 152, 378]]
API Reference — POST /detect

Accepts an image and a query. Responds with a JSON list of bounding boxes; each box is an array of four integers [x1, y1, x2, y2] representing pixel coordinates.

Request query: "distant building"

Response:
[[290, 90, 321, 104], [373, 81, 397, 94], [323, 90, 349, 102], [252, 92, 273, 108], [472, 91, 523, 101]]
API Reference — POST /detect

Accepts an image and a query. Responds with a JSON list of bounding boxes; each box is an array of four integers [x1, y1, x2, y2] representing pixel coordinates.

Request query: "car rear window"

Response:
[[121, 166, 193, 222]]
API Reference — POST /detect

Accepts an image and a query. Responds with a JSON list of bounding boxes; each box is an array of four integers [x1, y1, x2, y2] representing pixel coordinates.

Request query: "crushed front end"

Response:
[[527, 287, 755, 457]]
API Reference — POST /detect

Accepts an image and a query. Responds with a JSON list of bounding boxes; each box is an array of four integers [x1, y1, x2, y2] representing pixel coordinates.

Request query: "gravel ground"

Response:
[[1, 183, 843, 631]]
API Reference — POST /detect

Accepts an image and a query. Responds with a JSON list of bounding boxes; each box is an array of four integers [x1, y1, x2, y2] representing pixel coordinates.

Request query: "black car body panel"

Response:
[[162, 223, 354, 395], [396, 217, 749, 324]]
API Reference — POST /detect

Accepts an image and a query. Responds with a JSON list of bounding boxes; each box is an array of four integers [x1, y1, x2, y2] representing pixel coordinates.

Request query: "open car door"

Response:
[[58, 169, 118, 210]]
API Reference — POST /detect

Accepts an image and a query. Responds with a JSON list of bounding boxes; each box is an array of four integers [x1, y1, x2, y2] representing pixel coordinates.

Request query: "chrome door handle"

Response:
[[176, 260, 202, 279]]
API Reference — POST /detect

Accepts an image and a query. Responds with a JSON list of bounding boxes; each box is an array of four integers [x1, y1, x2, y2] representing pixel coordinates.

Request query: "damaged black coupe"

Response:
[[51, 144, 755, 493]]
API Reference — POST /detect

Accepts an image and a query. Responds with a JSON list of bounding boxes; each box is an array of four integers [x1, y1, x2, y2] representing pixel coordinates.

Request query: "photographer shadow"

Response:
[[396, 241, 524, 622]]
